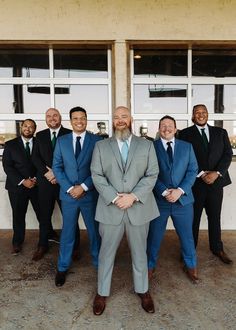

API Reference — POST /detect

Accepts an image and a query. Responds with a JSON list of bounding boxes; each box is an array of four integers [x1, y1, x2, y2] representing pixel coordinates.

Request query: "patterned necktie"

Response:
[[121, 140, 129, 164], [166, 141, 173, 163], [51, 131, 57, 150], [25, 142, 31, 158], [75, 136, 81, 159], [201, 128, 208, 150]]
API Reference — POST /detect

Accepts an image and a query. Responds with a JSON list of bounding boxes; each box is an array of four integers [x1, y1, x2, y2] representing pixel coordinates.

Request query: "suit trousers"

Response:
[[192, 183, 223, 252], [8, 188, 40, 246], [147, 202, 197, 270], [98, 212, 149, 297], [58, 199, 100, 271]]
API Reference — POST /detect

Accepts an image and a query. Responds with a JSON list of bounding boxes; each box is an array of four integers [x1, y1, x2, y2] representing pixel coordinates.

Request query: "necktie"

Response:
[[121, 140, 129, 164], [25, 142, 31, 158], [166, 141, 173, 163], [75, 136, 81, 159], [201, 128, 208, 150], [51, 131, 57, 150]]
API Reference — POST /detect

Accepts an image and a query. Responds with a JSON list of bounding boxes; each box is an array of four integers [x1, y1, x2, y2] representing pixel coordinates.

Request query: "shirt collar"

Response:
[[50, 126, 61, 136]]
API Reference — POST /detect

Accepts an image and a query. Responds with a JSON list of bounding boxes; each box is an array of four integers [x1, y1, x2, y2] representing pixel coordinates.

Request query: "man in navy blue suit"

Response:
[[147, 115, 199, 283], [53, 106, 101, 286]]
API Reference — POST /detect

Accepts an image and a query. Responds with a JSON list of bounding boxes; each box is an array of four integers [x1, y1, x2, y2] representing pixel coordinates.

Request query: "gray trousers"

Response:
[[97, 212, 149, 296]]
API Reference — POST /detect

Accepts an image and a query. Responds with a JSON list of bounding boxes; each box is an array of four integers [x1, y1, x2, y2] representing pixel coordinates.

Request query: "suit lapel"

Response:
[[157, 139, 172, 168], [109, 137, 123, 172], [125, 135, 139, 172], [77, 131, 90, 167]]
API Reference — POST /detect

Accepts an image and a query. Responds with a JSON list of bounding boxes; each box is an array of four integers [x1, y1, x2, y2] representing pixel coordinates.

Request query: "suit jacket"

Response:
[[32, 126, 71, 184], [153, 139, 198, 206], [2, 136, 37, 192], [52, 131, 101, 203], [178, 124, 232, 189], [91, 135, 160, 226]]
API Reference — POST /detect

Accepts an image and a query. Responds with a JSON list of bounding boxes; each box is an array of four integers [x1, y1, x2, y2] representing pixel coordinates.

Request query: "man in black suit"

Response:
[[31, 108, 73, 261], [2, 119, 40, 255], [179, 104, 233, 264]]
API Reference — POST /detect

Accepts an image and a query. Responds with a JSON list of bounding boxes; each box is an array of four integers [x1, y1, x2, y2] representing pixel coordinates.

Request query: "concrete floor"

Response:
[[0, 230, 235, 330]]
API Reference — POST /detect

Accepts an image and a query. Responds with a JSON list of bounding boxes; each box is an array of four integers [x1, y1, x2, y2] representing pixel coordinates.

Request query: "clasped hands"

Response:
[[165, 188, 182, 203], [23, 177, 37, 189], [114, 193, 137, 210], [69, 185, 85, 200], [44, 166, 57, 184], [200, 171, 219, 184]]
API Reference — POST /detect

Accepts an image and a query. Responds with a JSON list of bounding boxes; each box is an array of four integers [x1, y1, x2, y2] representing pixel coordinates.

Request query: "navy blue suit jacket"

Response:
[[153, 138, 198, 206]]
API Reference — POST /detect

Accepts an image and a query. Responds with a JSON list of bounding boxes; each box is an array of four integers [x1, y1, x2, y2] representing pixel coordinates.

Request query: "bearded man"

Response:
[[90, 106, 159, 315]]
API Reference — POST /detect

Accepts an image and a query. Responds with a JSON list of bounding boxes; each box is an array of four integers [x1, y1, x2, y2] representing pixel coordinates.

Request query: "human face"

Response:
[[159, 118, 177, 141], [70, 111, 87, 134], [21, 120, 36, 139], [46, 108, 61, 129], [113, 107, 132, 131], [192, 106, 208, 126]]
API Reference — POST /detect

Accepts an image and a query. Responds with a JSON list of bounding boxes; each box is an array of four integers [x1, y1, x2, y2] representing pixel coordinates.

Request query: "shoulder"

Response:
[[36, 128, 49, 138], [133, 135, 153, 147], [59, 126, 71, 135], [175, 138, 191, 148], [4, 137, 19, 148], [86, 131, 102, 142]]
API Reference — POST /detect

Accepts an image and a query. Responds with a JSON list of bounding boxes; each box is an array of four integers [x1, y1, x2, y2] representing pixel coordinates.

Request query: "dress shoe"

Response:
[[138, 291, 155, 313], [213, 251, 233, 264], [93, 294, 106, 315], [148, 268, 155, 280], [55, 271, 67, 287], [12, 245, 22, 256], [32, 246, 48, 261], [48, 231, 60, 244], [183, 266, 199, 284]]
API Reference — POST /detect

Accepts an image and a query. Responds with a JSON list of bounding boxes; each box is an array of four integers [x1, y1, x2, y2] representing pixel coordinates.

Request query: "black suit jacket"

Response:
[[2, 136, 37, 192], [32, 126, 71, 184], [178, 124, 232, 189]]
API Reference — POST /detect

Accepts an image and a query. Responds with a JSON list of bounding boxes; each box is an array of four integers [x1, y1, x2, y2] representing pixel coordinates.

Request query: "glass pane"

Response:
[[0, 84, 51, 114], [0, 49, 49, 78], [134, 84, 187, 114], [54, 50, 108, 78], [133, 120, 187, 139], [55, 85, 109, 114], [133, 49, 187, 77], [192, 85, 236, 114], [192, 50, 236, 77]]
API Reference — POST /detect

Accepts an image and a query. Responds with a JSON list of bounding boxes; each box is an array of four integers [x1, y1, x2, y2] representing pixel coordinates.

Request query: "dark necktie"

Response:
[[25, 142, 31, 158], [51, 131, 57, 150], [75, 136, 81, 159], [166, 141, 173, 163], [201, 128, 208, 150]]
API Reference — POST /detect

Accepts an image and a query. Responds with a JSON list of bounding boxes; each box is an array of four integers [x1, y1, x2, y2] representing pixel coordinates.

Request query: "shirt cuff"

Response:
[[217, 171, 222, 177], [112, 196, 119, 204], [162, 189, 169, 197], [131, 193, 139, 202], [197, 170, 205, 178], [178, 187, 185, 195], [81, 183, 88, 191], [18, 179, 25, 186], [67, 186, 74, 193]]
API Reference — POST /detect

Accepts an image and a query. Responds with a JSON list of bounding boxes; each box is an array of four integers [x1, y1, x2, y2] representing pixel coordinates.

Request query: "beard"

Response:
[[113, 124, 132, 141]]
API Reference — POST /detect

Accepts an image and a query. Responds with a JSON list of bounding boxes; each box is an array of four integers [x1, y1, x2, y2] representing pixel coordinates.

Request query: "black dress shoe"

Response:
[[138, 291, 155, 313], [55, 271, 67, 287], [93, 294, 106, 315], [32, 246, 48, 261], [48, 231, 60, 244], [12, 244, 22, 256], [213, 251, 233, 264]]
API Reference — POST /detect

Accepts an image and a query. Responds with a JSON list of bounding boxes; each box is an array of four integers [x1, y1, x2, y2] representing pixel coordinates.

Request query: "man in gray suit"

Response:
[[91, 106, 159, 315]]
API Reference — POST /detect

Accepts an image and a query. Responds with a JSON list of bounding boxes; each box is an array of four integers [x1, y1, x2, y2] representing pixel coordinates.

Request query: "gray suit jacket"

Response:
[[91, 135, 160, 226]]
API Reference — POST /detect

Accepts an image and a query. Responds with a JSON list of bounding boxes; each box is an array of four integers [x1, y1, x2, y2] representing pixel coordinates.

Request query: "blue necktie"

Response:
[[121, 140, 129, 164], [167, 141, 173, 163], [75, 136, 81, 159]]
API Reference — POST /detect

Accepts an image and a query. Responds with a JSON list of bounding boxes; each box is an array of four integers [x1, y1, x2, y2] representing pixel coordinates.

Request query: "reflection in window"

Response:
[[192, 50, 236, 77], [133, 50, 187, 77], [0, 49, 49, 78], [55, 85, 109, 114], [134, 84, 187, 114], [54, 50, 108, 78]]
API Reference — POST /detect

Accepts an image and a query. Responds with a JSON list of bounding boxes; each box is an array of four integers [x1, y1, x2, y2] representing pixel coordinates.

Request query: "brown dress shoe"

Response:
[[93, 294, 106, 315], [32, 246, 48, 261], [55, 271, 67, 287], [183, 266, 199, 284], [12, 245, 22, 256], [138, 291, 155, 313], [213, 251, 233, 264], [148, 268, 155, 280]]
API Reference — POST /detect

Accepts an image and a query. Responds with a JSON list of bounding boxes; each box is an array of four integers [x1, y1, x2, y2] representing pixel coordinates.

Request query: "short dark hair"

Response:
[[69, 106, 87, 119], [159, 115, 176, 128], [192, 104, 208, 114], [21, 118, 37, 130]]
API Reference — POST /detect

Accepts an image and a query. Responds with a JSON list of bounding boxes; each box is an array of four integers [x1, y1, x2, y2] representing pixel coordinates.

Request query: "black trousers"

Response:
[[8, 187, 40, 246], [192, 182, 223, 253]]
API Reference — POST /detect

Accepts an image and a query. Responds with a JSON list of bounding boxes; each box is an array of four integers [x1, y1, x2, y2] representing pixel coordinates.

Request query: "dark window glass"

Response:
[[54, 49, 108, 78], [192, 50, 236, 77], [0, 49, 49, 78], [133, 50, 187, 77]]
